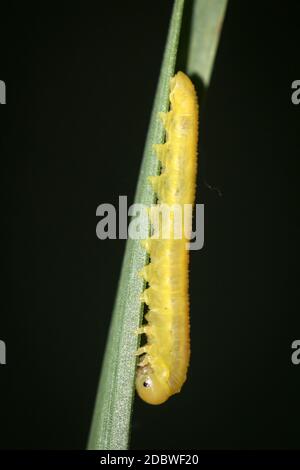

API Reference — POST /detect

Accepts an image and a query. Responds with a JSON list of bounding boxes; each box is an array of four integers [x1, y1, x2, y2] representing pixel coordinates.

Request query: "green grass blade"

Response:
[[186, 0, 228, 86], [87, 0, 227, 451]]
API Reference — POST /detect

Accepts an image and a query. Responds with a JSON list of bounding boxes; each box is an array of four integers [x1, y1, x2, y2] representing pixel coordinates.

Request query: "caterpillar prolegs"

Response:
[[135, 72, 199, 405]]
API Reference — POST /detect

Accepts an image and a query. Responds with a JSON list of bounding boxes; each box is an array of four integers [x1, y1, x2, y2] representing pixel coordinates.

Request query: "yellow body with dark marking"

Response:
[[136, 71, 198, 405]]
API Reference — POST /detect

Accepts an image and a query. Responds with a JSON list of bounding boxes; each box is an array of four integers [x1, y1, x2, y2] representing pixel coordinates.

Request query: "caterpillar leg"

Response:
[[134, 326, 148, 336], [139, 265, 151, 282], [137, 355, 149, 367], [140, 238, 151, 253], [135, 346, 148, 357]]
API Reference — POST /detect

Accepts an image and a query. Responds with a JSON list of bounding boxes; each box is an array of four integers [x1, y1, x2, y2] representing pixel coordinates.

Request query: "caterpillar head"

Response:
[[136, 364, 170, 405]]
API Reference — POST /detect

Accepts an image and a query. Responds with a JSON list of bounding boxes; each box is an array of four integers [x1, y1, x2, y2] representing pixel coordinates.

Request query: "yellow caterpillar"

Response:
[[135, 71, 199, 405]]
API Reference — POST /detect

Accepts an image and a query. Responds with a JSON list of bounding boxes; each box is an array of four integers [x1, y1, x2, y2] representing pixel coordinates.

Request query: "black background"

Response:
[[0, 0, 299, 450]]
